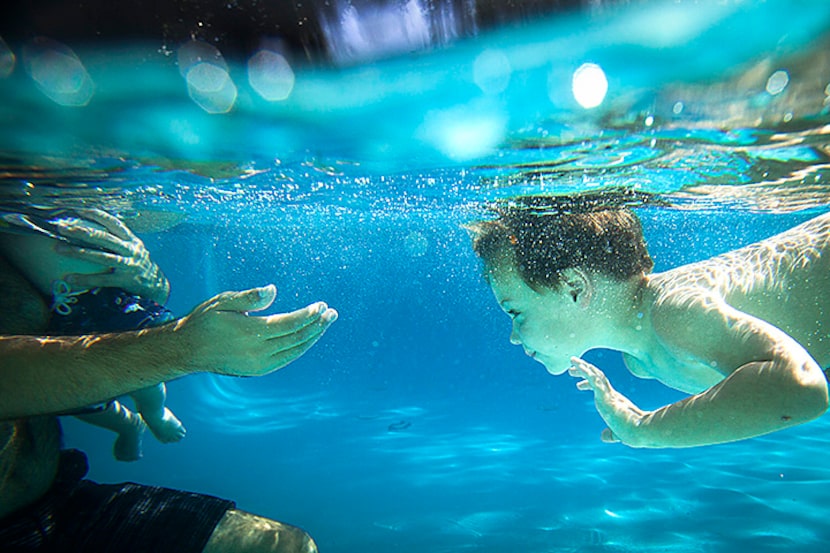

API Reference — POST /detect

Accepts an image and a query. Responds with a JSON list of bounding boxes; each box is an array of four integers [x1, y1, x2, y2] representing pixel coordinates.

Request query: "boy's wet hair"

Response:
[[468, 191, 655, 290]]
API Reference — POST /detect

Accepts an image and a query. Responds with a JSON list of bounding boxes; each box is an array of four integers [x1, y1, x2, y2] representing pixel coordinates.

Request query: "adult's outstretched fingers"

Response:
[[261, 303, 333, 338], [265, 308, 337, 351], [268, 323, 333, 371]]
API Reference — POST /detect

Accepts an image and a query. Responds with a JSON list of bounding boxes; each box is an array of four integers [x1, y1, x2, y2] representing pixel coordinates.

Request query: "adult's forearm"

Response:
[[0, 285, 339, 420], [0, 327, 189, 420]]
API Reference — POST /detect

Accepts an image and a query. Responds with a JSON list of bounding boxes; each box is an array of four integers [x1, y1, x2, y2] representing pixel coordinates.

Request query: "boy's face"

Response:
[[487, 259, 585, 375]]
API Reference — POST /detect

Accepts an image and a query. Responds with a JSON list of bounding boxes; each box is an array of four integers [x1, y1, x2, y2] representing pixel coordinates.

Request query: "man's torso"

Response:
[[0, 418, 61, 519]]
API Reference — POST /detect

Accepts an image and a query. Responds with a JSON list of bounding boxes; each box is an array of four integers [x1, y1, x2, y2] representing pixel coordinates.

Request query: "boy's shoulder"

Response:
[[647, 283, 739, 360], [625, 292, 730, 391]]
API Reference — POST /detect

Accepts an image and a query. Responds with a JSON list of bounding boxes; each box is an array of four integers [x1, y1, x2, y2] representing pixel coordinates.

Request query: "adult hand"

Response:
[[53, 208, 170, 304], [568, 356, 648, 447], [174, 284, 338, 377]]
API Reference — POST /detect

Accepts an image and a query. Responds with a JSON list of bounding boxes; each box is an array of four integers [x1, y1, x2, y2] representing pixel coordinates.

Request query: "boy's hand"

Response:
[[53, 208, 170, 304], [174, 285, 338, 377], [568, 356, 648, 447]]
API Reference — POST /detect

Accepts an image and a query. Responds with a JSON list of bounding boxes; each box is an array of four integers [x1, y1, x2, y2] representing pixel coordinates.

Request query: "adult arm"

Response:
[[570, 301, 828, 448], [0, 285, 337, 420]]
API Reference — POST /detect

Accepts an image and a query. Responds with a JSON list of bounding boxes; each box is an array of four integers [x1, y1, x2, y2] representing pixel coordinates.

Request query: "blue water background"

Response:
[[2, 0, 829, 550], [62, 208, 830, 553]]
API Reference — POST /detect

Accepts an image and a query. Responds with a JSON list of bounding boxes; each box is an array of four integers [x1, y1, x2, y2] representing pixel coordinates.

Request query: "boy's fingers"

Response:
[[600, 428, 619, 443], [569, 366, 594, 385]]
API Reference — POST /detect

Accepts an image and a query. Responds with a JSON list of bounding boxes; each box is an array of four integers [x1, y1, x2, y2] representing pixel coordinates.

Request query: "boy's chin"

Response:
[[541, 359, 569, 376]]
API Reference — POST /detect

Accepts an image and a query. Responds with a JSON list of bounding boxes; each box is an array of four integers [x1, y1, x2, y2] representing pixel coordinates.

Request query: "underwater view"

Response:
[[2, 0, 830, 551]]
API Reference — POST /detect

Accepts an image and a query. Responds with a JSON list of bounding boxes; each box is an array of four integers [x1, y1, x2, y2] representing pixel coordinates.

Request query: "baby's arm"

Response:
[[572, 300, 828, 448]]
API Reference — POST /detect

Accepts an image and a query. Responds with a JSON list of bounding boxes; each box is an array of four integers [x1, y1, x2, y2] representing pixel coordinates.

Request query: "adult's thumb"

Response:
[[212, 285, 277, 314]]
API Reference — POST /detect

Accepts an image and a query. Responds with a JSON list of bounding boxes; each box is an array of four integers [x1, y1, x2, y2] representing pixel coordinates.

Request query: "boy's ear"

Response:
[[560, 267, 593, 308]]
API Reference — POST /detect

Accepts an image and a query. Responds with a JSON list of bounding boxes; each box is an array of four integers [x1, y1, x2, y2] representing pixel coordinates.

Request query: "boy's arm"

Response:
[[570, 301, 828, 448], [0, 285, 337, 420]]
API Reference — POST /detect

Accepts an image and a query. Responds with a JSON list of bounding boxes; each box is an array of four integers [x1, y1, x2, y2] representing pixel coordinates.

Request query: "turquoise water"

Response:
[[3, 0, 830, 551]]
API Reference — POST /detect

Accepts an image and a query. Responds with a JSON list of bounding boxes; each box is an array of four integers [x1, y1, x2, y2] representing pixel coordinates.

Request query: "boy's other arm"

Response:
[[0, 285, 337, 420], [572, 300, 828, 448]]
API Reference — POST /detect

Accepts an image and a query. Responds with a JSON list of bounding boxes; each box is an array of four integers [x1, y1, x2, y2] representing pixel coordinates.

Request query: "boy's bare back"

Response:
[[650, 212, 830, 370]]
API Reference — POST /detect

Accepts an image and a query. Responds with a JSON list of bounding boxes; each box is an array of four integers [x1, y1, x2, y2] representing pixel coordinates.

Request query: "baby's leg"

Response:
[[132, 383, 186, 443], [75, 400, 146, 462]]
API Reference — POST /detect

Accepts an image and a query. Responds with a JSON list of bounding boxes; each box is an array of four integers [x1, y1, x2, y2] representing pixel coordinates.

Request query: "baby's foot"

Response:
[[113, 414, 146, 462], [142, 407, 187, 444]]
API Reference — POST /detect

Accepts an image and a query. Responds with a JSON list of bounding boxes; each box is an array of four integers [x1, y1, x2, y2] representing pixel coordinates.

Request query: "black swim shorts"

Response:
[[0, 449, 235, 553], [47, 287, 176, 335]]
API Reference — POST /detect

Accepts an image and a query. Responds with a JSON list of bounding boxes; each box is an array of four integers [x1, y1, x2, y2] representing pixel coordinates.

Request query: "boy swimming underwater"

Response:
[[469, 196, 829, 448]]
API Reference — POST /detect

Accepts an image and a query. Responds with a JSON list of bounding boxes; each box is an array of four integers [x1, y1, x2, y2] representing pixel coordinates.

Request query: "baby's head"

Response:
[[468, 194, 654, 290]]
